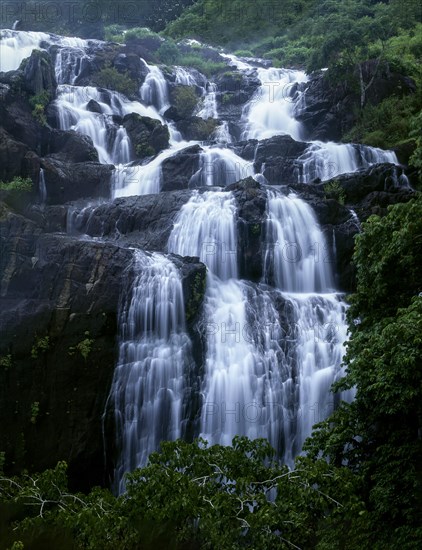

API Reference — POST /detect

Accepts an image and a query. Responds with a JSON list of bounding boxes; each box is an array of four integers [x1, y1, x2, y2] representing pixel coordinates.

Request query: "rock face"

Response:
[[161, 145, 202, 191], [176, 116, 219, 141], [21, 49, 57, 97], [216, 70, 260, 139], [0, 201, 206, 491], [253, 135, 308, 183], [227, 177, 268, 282], [40, 158, 114, 204], [122, 113, 170, 159], [296, 62, 416, 142]]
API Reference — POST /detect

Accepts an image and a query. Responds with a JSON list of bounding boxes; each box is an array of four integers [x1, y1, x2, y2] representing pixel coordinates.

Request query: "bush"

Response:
[[92, 63, 138, 96], [28, 90, 50, 125], [171, 85, 199, 117], [324, 179, 346, 204], [0, 177, 32, 193], [157, 40, 180, 64], [124, 27, 160, 42]]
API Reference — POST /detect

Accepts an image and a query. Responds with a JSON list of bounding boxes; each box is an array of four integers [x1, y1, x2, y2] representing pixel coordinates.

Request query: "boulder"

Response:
[[72, 190, 194, 251], [40, 158, 114, 204], [227, 177, 268, 281], [176, 116, 219, 141], [122, 113, 169, 159], [254, 135, 308, 183], [161, 145, 202, 191]]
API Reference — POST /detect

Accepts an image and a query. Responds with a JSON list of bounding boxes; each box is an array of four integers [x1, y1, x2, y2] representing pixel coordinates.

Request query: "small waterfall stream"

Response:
[[111, 250, 193, 492]]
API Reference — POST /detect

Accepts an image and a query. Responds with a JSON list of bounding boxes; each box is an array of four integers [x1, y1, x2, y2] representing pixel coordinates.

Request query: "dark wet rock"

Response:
[[40, 158, 114, 204], [0, 201, 206, 491], [122, 113, 169, 159], [296, 63, 417, 142], [176, 116, 219, 141], [161, 145, 202, 192], [254, 135, 308, 184], [73, 190, 194, 250], [227, 177, 267, 282], [21, 49, 57, 98]]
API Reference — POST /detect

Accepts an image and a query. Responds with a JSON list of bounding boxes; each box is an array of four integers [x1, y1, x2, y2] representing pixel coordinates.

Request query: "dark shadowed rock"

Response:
[[40, 158, 114, 204], [227, 177, 267, 281], [21, 49, 57, 97], [161, 145, 202, 191], [254, 135, 308, 184], [73, 190, 194, 250], [0, 202, 206, 491], [122, 113, 169, 159]]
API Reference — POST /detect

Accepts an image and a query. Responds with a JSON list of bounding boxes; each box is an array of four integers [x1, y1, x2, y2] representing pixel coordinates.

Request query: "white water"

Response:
[[296, 141, 399, 183], [263, 190, 334, 292], [263, 189, 350, 462], [197, 82, 218, 119], [190, 147, 254, 188], [0, 29, 50, 72], [111, 250, 192, 492], [241, 67, 308, 141], [140, 62, 170, 114], [169, 191, 274, 445], [38, 168, 47, 204]]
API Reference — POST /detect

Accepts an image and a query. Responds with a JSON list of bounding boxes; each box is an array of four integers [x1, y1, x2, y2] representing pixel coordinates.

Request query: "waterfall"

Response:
[[0, 29, 50, 72], [140, 62, 170, 114], [38, 168, 47, 205], [197, 82, 218, 119], [189, 147, 254, 188], [110, 249, 193, 493], [241, 67, 308, 141], [263, 189, 349, 462], [296, 141, 399, 183], [168, 192, 289, 448], [263, 190, 334, 292]]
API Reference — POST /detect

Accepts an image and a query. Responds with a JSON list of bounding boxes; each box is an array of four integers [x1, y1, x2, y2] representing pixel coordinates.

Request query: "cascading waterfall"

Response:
[[4, 31, 406, 485], [263, 189, 349, 461], [140, 62, 170, 114], [190, 147, 254, 188], [38, 168, 47, 205], [111, 249, 193, 493], [168, 192, 287, 447], [296, 141, 399, 183], [241, 67, 308, 141], [0, 29, 50, 72], [197, 82, 218, 119]]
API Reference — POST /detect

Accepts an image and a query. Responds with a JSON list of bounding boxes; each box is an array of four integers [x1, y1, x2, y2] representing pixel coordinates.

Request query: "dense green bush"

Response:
[[0, 177, 33, 193], [92, 64, 138, 96], [171, 85, 199, 118]]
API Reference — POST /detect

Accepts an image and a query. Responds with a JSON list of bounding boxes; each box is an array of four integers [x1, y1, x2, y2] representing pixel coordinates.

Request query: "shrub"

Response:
[[171, 85, 199, 117], [324, 179, 346, 205], [0, 177, 32, 193], [92, 63, 138, 96], [28, 90, 50, 125], [31, 336, 50, 359], [124, 27, 160, 41]]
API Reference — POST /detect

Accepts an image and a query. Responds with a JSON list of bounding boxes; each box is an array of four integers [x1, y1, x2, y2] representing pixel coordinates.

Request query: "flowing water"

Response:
[[1, 32, 402, 490], [110, 250, 193, 493]]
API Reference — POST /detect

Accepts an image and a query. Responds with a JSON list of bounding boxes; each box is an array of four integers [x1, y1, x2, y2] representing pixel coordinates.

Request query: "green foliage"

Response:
[[171, 85, 199, 118], [305, 196, 422, 547], [124, 27, 161, 42], [156, 39, 180, 64], [28, 90, 50, 125], [68, 332, 94, 361], [31, 336, 50, 359], [0, 177, 32, 193], [324, 180, 346, 205], [103, 24, 126, 43], [92, 63, 138, 96], [343, 94, 420, 150], [0, 355, 12, 370], [29, 402, 39, 425], [409, 111, 422, 177], [176, 54, 226, 77]]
